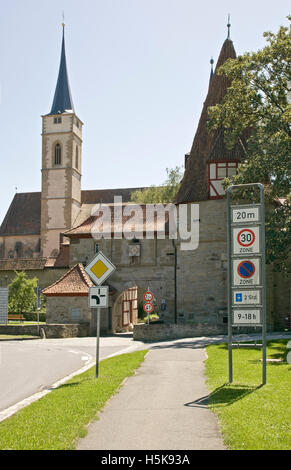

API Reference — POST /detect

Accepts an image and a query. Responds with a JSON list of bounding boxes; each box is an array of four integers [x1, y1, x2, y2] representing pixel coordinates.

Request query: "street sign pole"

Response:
[[227, 189, 233, 383], [96, 307, 101, 378], [85, 251, 116, 380], [260, 184, 267, 385], [227, 183, 267, 385]]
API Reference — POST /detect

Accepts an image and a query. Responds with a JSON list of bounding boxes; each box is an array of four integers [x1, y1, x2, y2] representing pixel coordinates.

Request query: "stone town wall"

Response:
[[0, 323, 89, 338], [68, 199, 280, 330], [133, 323, 228, 341]]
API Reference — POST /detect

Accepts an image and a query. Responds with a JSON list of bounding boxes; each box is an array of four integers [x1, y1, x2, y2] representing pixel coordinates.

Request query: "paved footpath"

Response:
[[77, 344, 225, 450]]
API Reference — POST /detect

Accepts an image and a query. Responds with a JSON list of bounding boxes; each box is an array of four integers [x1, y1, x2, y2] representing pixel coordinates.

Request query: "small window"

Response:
[[217, 167, 227, 178], [54, 117, 62, 124], [208, 161, 238, 199], [54, 143, 62, 165], [94, 243, 99, 254], [75, 146, 79, 169], [71, 308, 81, 322]]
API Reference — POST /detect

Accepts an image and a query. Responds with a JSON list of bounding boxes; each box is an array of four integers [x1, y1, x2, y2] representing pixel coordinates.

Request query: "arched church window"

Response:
[[75, 146, 79, 169], [54, 143, 62, 165]]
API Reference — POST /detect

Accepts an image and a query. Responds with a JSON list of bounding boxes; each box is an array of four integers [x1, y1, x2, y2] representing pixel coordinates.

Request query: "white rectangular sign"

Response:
[[0, 288, 8, 324], [233, 289, 261, 306], [232, 206, 260, 224], [233, 309, 261, 325], [232, 226, 260, 255], [89, 286, 109, 308]]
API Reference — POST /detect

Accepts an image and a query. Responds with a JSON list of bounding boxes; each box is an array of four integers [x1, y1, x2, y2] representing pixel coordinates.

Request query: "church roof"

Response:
[[0, 192, 41, 236], [42, 263, 94, 296], [0, 188, 146, 237], [63, 204, 170, 238], [49, 25, 74, 115], [175, 38, 247, 204], [81, 187, 146, 204]]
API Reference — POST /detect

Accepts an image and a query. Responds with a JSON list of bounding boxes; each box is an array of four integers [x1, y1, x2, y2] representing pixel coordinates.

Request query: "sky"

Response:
[[0, 0, 289, 223]]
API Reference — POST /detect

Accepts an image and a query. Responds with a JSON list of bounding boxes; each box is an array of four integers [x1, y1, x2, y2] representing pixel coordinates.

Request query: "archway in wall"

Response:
[[112, 286, 157, 332]]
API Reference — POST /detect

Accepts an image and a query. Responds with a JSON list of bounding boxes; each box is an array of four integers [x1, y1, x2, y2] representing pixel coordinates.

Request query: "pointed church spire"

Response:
[[209, 57, 214, 85], [50, 23, 74, 114], [227, 14, 231, 39]]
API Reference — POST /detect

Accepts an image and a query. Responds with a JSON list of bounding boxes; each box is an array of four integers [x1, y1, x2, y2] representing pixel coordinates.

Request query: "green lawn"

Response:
[[0, 350, 148, 450], [7, 321, 46, 325], [205, 339, 291, 450], [0, 335, 40, 340]]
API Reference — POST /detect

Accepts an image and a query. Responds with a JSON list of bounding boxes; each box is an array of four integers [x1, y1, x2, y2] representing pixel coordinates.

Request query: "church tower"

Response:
[[41, 24, 83, 258], [175, 21, 247, 204]]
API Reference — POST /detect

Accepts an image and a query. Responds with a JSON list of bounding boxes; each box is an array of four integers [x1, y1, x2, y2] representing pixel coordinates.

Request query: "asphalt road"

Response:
[[1, 331, 289, 416], [0, 334, 143, 412]]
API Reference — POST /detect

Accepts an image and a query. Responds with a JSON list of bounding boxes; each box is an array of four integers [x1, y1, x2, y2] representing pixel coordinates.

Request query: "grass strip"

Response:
[[0, 335, 40, 340], [205, 339, 291, 450], [0, 349, 148, 450]]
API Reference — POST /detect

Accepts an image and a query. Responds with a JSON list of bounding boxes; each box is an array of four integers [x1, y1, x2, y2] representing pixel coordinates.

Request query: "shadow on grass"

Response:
[[184, 383, 262, 409]]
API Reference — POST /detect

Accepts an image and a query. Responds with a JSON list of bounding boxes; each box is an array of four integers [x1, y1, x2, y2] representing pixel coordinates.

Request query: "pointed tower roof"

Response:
[[175, 35, 247, 204], [49, 24, 74, 115]]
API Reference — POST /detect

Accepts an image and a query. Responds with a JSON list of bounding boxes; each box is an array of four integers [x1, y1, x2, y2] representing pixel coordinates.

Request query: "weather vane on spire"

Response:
[[227, 14, 231, 39], [62, 11, 65, 28]]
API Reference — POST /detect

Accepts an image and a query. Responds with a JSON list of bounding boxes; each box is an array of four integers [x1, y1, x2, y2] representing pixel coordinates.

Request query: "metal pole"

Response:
[[260, 184, 267, 385], [172, 240, 177, 324], [96, 307, 101, 378], [226, 188, 233, 383]]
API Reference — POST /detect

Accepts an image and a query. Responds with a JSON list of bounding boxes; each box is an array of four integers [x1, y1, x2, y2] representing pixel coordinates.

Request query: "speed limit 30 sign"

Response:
[[232, 226, 260, 255]]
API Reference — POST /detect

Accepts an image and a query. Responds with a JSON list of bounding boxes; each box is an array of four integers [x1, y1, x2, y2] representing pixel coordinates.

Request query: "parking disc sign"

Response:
[[85, 251, 116, 285], [233, 289, 261, 305]]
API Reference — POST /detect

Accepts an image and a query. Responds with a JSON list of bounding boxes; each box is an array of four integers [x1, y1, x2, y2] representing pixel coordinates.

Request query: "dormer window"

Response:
[[54, 143, 62, 165], [208, 161, 238, 199]]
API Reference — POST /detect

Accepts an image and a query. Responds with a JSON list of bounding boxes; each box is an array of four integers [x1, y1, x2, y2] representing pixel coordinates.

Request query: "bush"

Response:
[[23, 311, 46, 322], [8, 271, 37, 314]]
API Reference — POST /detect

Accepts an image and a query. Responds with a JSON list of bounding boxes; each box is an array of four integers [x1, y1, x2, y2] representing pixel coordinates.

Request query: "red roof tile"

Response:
[[63, 204, 171, 238], [43, 263, 94, 296]]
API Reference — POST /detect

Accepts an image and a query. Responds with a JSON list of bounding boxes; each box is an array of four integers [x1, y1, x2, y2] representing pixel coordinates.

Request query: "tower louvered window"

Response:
[[208, 162, 238, 199], [75, 146, 79, 169], [54, 143, 62, 165]]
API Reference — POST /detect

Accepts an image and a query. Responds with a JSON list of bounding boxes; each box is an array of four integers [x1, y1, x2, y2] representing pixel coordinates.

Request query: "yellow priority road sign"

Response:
[[85, 251, 116, 286]]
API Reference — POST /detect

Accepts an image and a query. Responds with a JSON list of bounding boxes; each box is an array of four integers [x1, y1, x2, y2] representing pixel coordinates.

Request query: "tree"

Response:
[[130, 166, 183, 203], [8, 271, 38, 314], [208, 17, 291, 271]]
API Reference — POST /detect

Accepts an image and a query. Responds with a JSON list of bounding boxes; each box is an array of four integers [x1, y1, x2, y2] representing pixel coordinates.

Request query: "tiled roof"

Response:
[[81, 187, 146, 204], [63, 204, 170, 238], [0, 188, 147, 238], [53, 244, 70, 267], [43, 263, 94, 296], [175, 39, 247, 204], [0, 192, 41, 236], [0, 258, 47, 271]]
